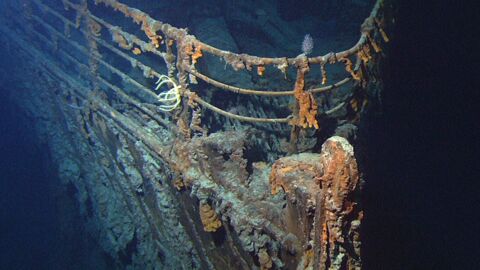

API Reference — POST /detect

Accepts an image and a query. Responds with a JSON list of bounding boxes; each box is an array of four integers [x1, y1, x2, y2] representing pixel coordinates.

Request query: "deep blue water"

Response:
[[362, 1, 479, 269], [0, 88, 107, 270], [0, 89, 59, 269]]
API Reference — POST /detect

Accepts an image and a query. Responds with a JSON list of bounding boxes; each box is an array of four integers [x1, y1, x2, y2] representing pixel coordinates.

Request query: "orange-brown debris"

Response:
[[257, 65, 265, 76], [191, 45, 203, 65], [291, 60, 319, 129], [190, 108, 207, 136], [184, 43, 194, 56], [258, 248, 273, 270], [112, 30, 132, 50], [199, 202, 222, 232], [141, 20, 162, 48], [378, 27, 389, 42], [96, 0, 162, 49], [301, 249, 314, 269], [340, 57, 362, 81], [269, 153, 321, 197], [176, 116, 191, 140], [269, 162, 287, 195], [358, 45, 372, 64], [173, 178, 185, 191], [87, 17, 102, 37], [132, 47, 142, 55]]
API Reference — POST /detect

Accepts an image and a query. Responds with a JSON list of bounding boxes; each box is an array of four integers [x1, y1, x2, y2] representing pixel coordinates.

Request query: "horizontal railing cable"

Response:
[[20, 17, 173, 128], [38, 0, 364, 102], [89, 0, 383, 66], [36, 0, 353, 97], [29, 7, 297, 123], [26, 0, 370, 124], [187, 67, 352, 96], [31, 14, 160, 101]]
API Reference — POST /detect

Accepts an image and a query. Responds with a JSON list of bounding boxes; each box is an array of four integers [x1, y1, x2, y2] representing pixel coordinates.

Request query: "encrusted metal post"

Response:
[[314, 137, 362, 270], [270, 136, 362, 269]]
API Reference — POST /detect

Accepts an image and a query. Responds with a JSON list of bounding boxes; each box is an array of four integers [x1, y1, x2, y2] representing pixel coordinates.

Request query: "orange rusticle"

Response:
[[132, 47, 142, 55], [112, 31, 132, 50], [293, 63, 319, 129], [87, 18, 102, 37], [258, 248, 273, 270], [141, 20, 162, 48], [257, 65, 265, 76], [269, 162, 285, 195], [191, 45, 203, 65], [302, 249, 314, 269], [173, 178, 185, 191], [96, 0, 162, 49], [358, 44, 372, 64], [340, 57, 361, 81], [184, 43, 193, 56], [199, 202, 222, 232]]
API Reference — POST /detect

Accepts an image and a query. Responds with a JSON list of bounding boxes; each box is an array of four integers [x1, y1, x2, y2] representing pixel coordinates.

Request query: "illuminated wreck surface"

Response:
[[3, 0, 473, 269]]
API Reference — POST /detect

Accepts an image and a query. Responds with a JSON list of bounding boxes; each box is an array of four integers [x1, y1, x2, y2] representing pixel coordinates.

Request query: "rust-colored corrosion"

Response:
[[269, 155, 321, 197], [132, 47, 142, 55], [191, 44, 203, 65], [258, 248, 273, 270], [3, 10, 377, 265], [257, 65, 265, 76], [270, 136, 362, 269], [291, 57, 320, 129], [315, 136, 362, 270], [49, 0, 390, 126], [9, 0, 392, 267], [92, 0, 385, 69], [111, 29, 132, 50], [199, 201, 222, 232]]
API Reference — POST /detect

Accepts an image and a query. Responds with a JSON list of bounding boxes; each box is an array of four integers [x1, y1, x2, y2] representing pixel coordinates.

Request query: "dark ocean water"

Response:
[[0, 89, 58, 269], [362, 1, 479, 269], [0, 0, 478, 269], [0, 89, 107, 270]]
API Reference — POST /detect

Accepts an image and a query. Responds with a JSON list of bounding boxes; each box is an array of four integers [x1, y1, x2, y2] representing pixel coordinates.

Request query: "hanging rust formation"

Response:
[[0, 0, 391, 268]]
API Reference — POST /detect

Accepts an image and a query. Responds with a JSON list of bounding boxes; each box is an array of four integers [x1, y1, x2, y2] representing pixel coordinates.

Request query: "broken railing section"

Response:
[[270, 136, 362, 269], [41, 0, 389, 133]]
